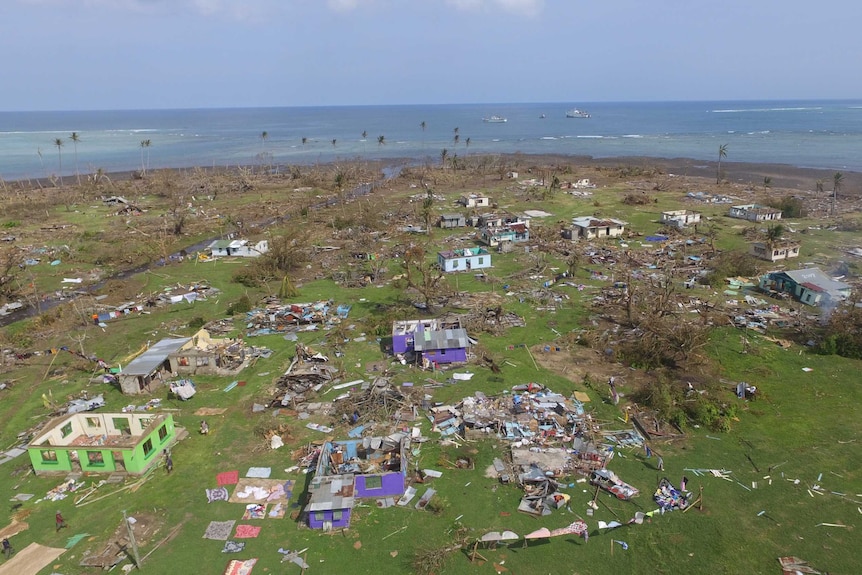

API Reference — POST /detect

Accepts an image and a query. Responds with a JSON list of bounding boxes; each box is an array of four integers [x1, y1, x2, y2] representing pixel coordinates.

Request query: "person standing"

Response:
[[164, 450, 173, 474], [656, 454, 664, 471], [56, 511, 67, 531], [2, 537, 13, 559], [680, 476, 689, 492]]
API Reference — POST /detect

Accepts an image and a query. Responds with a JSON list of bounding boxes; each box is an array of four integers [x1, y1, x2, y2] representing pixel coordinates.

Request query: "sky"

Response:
[[1, 0, 861, 111]]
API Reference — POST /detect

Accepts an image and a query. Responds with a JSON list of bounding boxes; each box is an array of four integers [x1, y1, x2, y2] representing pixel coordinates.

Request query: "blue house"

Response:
[[760, 267, 851, 307]]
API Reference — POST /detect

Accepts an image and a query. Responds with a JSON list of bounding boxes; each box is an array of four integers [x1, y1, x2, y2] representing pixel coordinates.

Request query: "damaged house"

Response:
[[728, 204, 782, 222], [27, 412, 177, 475], [750, 240, 801, 262], [392, 319, 470, 366], [438, 213, 466, 228], [208, 239, 269, 258], [173, 328, 249, 376], [565, 216, 627, 240], [118, 338, 191, 395], [307, 433, 409, 530], [759, 267, 851, 306], [660, 210, 702, 229]]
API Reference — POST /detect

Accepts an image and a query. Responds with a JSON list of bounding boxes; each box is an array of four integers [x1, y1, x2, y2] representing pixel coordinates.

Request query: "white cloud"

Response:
[[445, 0, 544, 16]]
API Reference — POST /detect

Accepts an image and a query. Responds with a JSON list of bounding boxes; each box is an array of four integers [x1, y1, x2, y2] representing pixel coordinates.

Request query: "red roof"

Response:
[[800, 282, 825, 293]]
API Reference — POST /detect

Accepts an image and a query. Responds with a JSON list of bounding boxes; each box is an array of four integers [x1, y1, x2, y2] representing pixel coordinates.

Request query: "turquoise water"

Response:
[[1, 100, 861, 181]]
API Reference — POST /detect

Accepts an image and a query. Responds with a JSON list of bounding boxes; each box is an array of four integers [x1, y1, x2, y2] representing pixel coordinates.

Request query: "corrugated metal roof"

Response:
[[413, 328, 469, 351], [121, 338, 191, 376], [784, 268, 850, 294]]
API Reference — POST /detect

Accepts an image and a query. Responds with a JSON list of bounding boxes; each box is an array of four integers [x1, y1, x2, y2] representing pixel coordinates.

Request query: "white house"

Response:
[[660, 210, 702, 228], [728, 204, 782, 222], [459, 195, 491, 208], [566, 217, 627, 240], [437, 247, 491, 272], [208, 239, 269, 258], [750, 241, 801, 262]]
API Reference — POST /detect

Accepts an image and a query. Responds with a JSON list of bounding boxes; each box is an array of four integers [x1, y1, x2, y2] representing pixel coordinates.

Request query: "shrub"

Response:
[[766, 195, 807, 218], [226, 294, 252, 316], [188, 316, 206, 330]]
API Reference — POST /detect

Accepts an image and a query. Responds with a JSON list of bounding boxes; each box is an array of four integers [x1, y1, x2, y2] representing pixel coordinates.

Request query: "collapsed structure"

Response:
[[306, 433, 410, 530]]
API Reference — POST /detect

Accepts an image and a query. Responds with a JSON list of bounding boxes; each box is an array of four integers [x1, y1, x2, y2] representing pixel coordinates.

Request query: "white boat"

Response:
[[483, 115, 508, 123], [566, 108, 591, 119]]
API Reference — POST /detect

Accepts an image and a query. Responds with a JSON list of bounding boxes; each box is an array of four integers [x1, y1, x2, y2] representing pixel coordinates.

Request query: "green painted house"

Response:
[[27, 412, 177, 475]]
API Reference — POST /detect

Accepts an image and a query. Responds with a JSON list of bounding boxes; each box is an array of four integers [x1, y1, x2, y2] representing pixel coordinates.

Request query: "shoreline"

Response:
[[4, 153, 860, 193]]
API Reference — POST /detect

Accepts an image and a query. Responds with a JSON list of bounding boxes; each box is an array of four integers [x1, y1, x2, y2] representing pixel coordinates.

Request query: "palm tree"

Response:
[[377, 135, 385, 146], [765, 223, 784, 246], [361, 130, 367, 140], [69, 132, 81, 185], [717, 144, 728, 184], [54, 138, 64, 186], [261, 131, 268, 149], [465, 137, 471, 156], [832, 171, 843, 216], [331, 139, 337, 147], [440, 148, 449, 168], [453, 134, 460, 148], [140, 140, 151, 176], [420, 121, 426, 132], [302, 137, 308, 146]]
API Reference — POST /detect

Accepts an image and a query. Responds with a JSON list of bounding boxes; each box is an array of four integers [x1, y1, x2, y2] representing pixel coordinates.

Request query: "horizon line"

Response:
[[4, 97, 862, 115]]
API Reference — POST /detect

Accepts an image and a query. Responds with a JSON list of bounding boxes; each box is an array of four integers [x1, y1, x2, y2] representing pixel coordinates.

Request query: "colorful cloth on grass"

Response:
[[217, 470, 240, 486], [65, 533, 90, 548], [224, 558, 257, 575], [207, 487, 230, 503], [222, 540, 245, 553], [242, 504, 266, 520], [267, 503, 286, 519], [234, 524, 261, 539], [203, 520, 236, 540]]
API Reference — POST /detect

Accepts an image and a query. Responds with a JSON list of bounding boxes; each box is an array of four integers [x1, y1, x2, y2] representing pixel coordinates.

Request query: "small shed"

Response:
[[119, 338, 191, 395], [460, 195, 491, 208], [438, 213, 466, 228]]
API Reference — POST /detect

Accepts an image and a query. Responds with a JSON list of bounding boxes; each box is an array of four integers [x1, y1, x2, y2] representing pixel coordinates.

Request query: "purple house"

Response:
[[392, 319, 470, 366], [307, 434, 409, 530]]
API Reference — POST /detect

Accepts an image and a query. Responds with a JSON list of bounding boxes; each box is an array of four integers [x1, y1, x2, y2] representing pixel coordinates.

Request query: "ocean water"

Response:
[[1, 100, 861, 182]]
